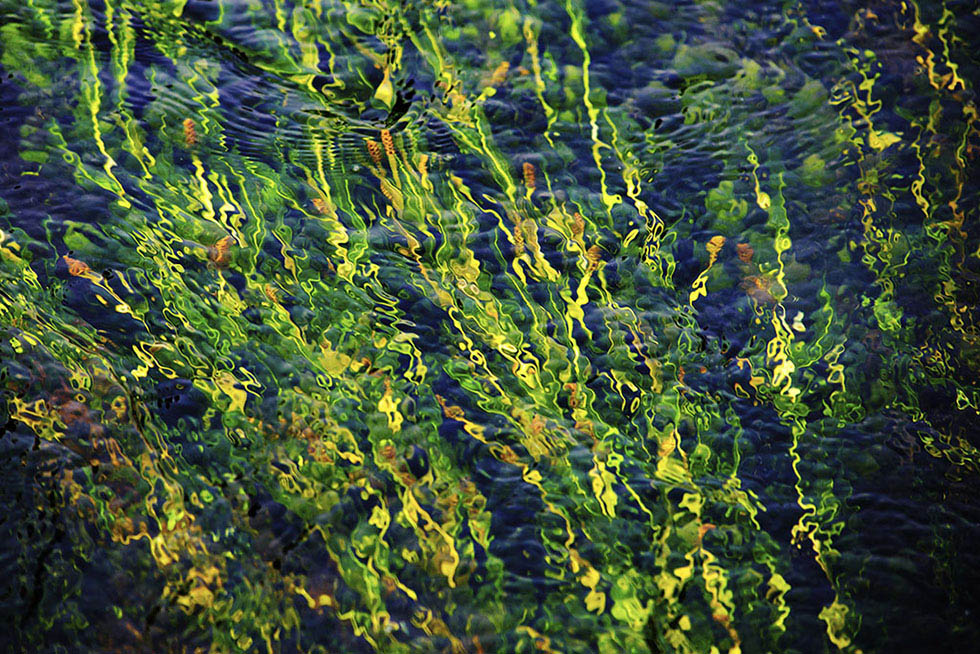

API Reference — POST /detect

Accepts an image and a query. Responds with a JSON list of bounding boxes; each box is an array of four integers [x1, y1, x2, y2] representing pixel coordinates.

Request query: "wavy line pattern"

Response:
[[0, 1, 978, 653]]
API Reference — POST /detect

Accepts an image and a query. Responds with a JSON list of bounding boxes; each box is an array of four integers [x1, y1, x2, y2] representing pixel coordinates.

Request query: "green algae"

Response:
[[0, 1, 978, 653]]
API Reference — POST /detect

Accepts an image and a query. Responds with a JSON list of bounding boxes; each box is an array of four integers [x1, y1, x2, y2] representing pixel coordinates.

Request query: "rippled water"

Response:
[[1, 1, 979, 652]]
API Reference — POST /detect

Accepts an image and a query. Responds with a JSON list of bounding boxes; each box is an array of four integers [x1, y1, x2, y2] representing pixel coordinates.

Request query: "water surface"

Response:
[[1, 1, 979, 652]]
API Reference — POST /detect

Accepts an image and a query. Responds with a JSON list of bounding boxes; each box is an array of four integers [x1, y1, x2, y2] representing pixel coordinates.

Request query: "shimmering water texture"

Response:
[[1, 0, 979, 652]]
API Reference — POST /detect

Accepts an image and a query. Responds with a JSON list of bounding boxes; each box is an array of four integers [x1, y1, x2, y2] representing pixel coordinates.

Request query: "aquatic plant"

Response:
[[0, 1, 978, 653]]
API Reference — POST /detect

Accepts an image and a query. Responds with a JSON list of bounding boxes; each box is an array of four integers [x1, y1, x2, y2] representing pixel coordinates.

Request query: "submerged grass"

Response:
[[0, 1, 978, 652]]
